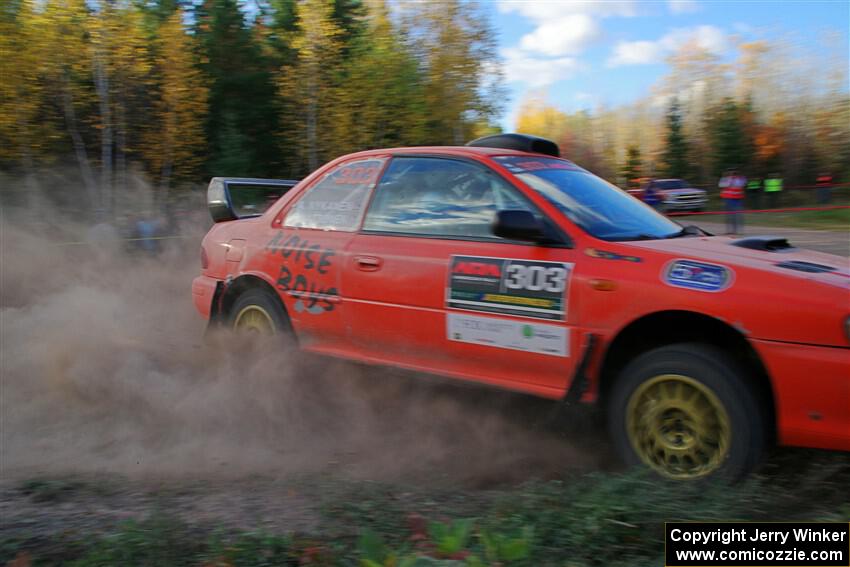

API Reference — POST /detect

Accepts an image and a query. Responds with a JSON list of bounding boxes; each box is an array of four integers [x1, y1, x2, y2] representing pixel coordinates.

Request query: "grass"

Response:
[[739, 207, 850, 230], [694, 187, 850, 231], [4, 454, 848, 567]]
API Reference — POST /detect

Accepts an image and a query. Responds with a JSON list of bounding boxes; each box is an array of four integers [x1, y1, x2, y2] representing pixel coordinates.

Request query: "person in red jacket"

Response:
[[719, 169, 746, 234], [816, 172, 833, 205]]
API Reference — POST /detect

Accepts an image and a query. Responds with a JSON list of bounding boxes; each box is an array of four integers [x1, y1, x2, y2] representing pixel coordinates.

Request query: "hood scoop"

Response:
[[731, 235, 794, 252], [776, 260, 837, 274]]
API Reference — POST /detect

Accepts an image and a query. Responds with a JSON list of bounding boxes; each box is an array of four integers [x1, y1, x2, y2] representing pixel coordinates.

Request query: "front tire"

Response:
[[608, 343, 766, 480]]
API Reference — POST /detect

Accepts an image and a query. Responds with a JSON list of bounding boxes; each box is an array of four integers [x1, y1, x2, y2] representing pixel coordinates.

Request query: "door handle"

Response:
[[354, 255, 383, 271]]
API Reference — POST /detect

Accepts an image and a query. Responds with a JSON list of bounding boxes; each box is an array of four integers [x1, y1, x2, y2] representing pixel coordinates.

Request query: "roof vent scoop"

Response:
[[731, 235, 794, 252], [466, 133, 560, 157]]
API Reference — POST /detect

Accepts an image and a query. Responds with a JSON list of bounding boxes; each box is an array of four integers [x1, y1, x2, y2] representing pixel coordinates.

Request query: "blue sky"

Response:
[[489, 0, 849, 130]]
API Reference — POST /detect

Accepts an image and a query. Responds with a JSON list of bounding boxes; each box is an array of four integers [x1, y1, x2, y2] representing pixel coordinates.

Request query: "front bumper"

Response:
[[753, 338, 850, 451], [192, 275, 220, 320], [663, 198, 708, 211]]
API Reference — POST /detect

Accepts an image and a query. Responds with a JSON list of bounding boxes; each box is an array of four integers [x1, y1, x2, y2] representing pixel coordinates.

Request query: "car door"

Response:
[[264, 156, 386, 351], [342, 156, 580, 396]]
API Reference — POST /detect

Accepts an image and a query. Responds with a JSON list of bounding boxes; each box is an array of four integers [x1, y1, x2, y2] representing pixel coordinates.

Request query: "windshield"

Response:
[[495, 156, 681, 241]]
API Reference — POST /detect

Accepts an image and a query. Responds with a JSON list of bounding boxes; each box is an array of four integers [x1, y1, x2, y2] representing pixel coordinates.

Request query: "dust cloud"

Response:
[[0, 178, 599, 487]]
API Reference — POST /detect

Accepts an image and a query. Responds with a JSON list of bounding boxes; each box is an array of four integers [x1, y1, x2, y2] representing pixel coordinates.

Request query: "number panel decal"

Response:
[[446, 255, 572, 321]]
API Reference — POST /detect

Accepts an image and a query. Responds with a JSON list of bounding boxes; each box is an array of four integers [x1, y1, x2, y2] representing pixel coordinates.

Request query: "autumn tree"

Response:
[[277, 0, 343, 173], [141, 12, 208, 196], [403, 0, 503, 145], [38, 0, 100, 206], [0, 0, 56, 179], [88, 1, 152, 212], [515, 96, 570, 143], [330, 0, 426, 155]]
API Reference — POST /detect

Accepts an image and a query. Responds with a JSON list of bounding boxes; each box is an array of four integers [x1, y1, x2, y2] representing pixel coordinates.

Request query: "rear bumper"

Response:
[[192, 275, 220, 320], [753, 339, 850, 451]]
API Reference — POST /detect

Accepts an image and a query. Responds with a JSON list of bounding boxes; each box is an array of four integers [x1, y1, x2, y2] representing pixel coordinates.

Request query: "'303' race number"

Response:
[[504, 264, 567, 293]]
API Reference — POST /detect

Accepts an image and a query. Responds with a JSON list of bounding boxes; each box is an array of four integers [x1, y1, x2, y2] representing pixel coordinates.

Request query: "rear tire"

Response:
[[228, 287, 292, 339], [608, 343, 766, 480]]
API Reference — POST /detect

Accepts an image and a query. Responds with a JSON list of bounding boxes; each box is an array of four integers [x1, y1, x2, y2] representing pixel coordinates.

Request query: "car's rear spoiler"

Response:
[[207, 177, 299, 223]]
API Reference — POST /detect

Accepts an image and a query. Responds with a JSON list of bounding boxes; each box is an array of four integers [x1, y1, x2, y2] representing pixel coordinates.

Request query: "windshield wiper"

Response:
[[608, 234, 659, 241]]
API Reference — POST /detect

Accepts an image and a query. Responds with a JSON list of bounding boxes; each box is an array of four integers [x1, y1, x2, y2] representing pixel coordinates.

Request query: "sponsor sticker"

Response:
[[446, 255, 572, 321], [663, 259, 734, 292], [447, 313, 569, 357]]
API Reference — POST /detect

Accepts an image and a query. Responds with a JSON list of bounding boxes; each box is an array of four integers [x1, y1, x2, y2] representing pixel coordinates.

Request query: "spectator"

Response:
[[816, 172, 833, 205], [764, 173, 783, 209], [746, 176, 762, 210], [720, 169, 745, 234], [643, 180, 663, 211]]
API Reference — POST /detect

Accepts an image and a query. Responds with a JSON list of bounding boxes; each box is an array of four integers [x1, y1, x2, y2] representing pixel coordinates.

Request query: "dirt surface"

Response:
[[0, 209, 604, 545]]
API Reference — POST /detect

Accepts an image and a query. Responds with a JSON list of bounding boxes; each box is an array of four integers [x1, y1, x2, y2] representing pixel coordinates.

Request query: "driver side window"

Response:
[[362, 157, 534, 239]]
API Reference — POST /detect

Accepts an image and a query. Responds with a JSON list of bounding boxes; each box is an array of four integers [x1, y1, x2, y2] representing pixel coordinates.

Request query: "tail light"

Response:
[[200, 246, 209, 269]]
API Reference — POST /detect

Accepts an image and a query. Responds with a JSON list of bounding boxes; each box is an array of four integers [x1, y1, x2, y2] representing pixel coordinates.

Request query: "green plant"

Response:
[[480, 526, 533, 563], [428, 519, 474, 557]]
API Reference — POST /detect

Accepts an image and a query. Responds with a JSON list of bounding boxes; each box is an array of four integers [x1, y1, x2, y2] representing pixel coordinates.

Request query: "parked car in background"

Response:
[[638, 179, 707, 212]]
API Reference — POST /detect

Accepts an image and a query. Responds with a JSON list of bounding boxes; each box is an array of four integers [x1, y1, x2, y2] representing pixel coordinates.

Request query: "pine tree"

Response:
[[661, 98, 690, 179], [708, 98, 748, 177], [621, 145, 642, 188], [195, 0, 281, 177]]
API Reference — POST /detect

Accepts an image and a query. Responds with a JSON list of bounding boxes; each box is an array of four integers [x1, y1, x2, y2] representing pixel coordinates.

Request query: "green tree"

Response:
[[195, 0, 281, 176], [708, 98, 749, 177], [661, 98, 690, 179], [621, 145, 642, 188]]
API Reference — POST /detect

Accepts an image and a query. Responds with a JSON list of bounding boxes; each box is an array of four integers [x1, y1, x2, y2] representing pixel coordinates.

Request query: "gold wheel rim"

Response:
[[626, 374, 731, 479], [233, 305, 276, 336]]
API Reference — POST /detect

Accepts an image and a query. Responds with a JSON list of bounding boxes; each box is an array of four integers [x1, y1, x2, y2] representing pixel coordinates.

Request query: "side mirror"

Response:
[[492, 209, 546, 242]]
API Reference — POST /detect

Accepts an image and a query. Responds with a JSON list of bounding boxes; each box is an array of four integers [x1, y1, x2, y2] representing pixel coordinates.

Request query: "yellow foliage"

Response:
[[515, 96, 570, 142], [142, 13, 209, 181]]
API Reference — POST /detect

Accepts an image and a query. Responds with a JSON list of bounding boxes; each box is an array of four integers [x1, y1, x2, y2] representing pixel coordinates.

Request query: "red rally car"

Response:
[[193, 133, 850, 480]]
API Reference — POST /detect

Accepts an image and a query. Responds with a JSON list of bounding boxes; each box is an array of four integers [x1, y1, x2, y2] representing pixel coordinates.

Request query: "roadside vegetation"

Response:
[[4, 452, 848, 567], [738, 208, 850, 231]]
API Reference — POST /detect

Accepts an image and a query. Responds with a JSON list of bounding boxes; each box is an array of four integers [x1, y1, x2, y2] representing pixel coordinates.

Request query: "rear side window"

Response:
[[228, 182, 296, 216], [362, 157, 534, 239], [285, 158, 385, 231]]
